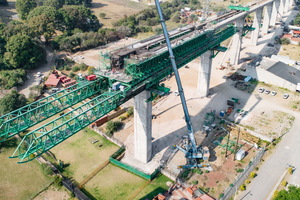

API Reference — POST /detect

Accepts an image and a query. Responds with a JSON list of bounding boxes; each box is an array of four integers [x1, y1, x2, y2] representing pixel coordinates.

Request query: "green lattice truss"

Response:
[[9, 25, 240, 163], [0, 79, 106, 141]]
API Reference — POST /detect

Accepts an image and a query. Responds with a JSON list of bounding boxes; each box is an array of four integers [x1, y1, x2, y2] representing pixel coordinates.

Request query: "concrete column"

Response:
[[198, 50, 212, 97], [270, 0, 280, 27], [251, 8, 263, 46], [261, 4, 272, 35], [279, 0, 284, 17], [134, 90, 152, 163], [290, 0, 294, 8], [284, 0, 289, 12], [230, 18, 244, 65]]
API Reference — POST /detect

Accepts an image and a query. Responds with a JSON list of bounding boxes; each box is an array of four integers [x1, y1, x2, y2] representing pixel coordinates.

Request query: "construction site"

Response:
[[1, 0, 300, 199]]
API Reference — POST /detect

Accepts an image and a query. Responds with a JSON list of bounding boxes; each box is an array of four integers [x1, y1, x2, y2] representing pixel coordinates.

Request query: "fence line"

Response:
[[220, 149, 265, 200]]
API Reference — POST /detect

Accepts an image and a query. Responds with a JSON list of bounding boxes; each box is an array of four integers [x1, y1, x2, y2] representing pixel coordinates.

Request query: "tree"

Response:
[[0, 90, 27, 115], [59, 5, 101, 32], [294, 14, 300, 26], [99, 13, 106, 19], [273, 185, 300, 200], [44, 0, 64, 9], [27, 6, 62, 41], [4, 34, 45, 69], [116, 26, 132, 38], [2, 21, 36, 39], [16, 0, 37, 20]]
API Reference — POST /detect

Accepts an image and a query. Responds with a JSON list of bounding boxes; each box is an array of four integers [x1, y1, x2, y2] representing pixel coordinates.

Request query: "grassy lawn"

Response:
[[84, 163, 148, 200], [50, 128, 118, 182], [91, 0, 148, 28], [279, 44, 300, 61], [0, 139, 52, 200], [134, 174, 173, 200]]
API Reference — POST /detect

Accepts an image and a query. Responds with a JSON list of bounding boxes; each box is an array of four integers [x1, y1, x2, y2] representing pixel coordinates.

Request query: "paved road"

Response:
[[236, 106, 300, 200]]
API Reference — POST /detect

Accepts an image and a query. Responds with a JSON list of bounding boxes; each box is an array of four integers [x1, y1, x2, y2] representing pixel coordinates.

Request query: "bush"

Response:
[[70, 72, 76, 78], [288, 167, 294, 174], [240, 184, 246, 191], [219, 193, 224, 198], [245, 179, 251, 184], [280, 38, 290, 45], [119, 116, 127, 121], [99, 13, 106, 19], [126, 106, 134, 116], [191, 180, 198, 185], [72, 65, 81, 72], [87, 66, 95, 75], [41, 163, 53, 176], [249, 172, 257, 178], [53, 175, 63, 188], [193, 168, 203, 175], [79, 63, 88, 71], [64, 65, 72, 71], [281, 180, 288, 187], [236, 168, 244, 173], [105, 120, 123, 136]]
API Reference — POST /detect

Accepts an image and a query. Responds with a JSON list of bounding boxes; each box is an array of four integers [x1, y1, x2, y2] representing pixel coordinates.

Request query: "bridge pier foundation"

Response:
[[198, 50, 213, 97], [134, 90, 152, 163], [230, 18, 244, 65], [251, 8, 263, 46], [270, 0, 280, 27], [262, 4, 272, 35]]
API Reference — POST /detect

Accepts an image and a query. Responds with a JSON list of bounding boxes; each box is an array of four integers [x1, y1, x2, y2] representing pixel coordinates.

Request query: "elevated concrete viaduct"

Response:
[[134, 0, 294, 163]]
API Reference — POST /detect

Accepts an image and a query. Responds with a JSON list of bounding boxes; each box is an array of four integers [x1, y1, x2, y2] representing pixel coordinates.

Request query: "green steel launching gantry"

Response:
[[0, 15, 249, 163]]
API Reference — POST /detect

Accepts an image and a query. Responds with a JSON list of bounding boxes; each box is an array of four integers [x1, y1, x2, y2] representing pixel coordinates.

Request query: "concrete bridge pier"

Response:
[[261, 4, 272, 35], [198, 50, 213, 97], [289, 0, 294, 8], [270, 0, 280, 27], [230, 18, 244, 65], [284, 0, 290, 12], [134, 90, 152, 163], [251, 8, 263, 46], [279, 0, 285, 17]]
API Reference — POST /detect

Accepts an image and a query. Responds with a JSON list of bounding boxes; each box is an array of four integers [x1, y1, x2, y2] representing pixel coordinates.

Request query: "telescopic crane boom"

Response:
[[154, 0, 208, 168]]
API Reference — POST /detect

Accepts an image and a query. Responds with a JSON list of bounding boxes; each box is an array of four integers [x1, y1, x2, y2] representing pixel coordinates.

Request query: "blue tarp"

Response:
[[244, 76, 252, 82]]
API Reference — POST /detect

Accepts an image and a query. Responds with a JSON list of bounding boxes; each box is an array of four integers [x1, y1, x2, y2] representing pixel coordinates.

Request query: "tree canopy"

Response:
[[274, 185, 300, 200], [0, 90, 27, 115], [4, 34, 44, 69], [16, 0, 37, 20], [59, 5, 101, 32]]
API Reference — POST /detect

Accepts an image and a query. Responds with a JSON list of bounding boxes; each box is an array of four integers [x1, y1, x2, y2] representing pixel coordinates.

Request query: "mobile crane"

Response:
[[154, 0, 210, 169]]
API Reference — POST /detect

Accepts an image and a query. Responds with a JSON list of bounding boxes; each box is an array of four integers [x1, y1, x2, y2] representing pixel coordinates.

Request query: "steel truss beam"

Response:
[[11, 90, 127, 163], [0, 79, 105, 141]]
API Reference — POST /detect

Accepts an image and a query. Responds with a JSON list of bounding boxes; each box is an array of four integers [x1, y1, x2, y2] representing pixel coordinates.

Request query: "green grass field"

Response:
[[134, 174, 172, 200], [84, 163, 148, 200], [0, 139, 52, 200], [49, 128, 119, 182]]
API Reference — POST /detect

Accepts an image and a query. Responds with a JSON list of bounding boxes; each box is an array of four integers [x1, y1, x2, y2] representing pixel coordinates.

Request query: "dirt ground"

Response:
[[33, 186, 72, 200]]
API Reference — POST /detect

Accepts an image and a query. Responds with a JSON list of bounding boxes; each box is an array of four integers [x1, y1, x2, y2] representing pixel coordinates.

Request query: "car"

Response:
[[283, 94, 289, 99], [271, 91, 277, 96], [265, 90, 270, 94], [258, 87, 265, 93]]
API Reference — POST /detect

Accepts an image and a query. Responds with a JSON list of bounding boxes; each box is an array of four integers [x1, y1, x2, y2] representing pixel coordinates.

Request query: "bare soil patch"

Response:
[[279, 44, 300, 61]]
